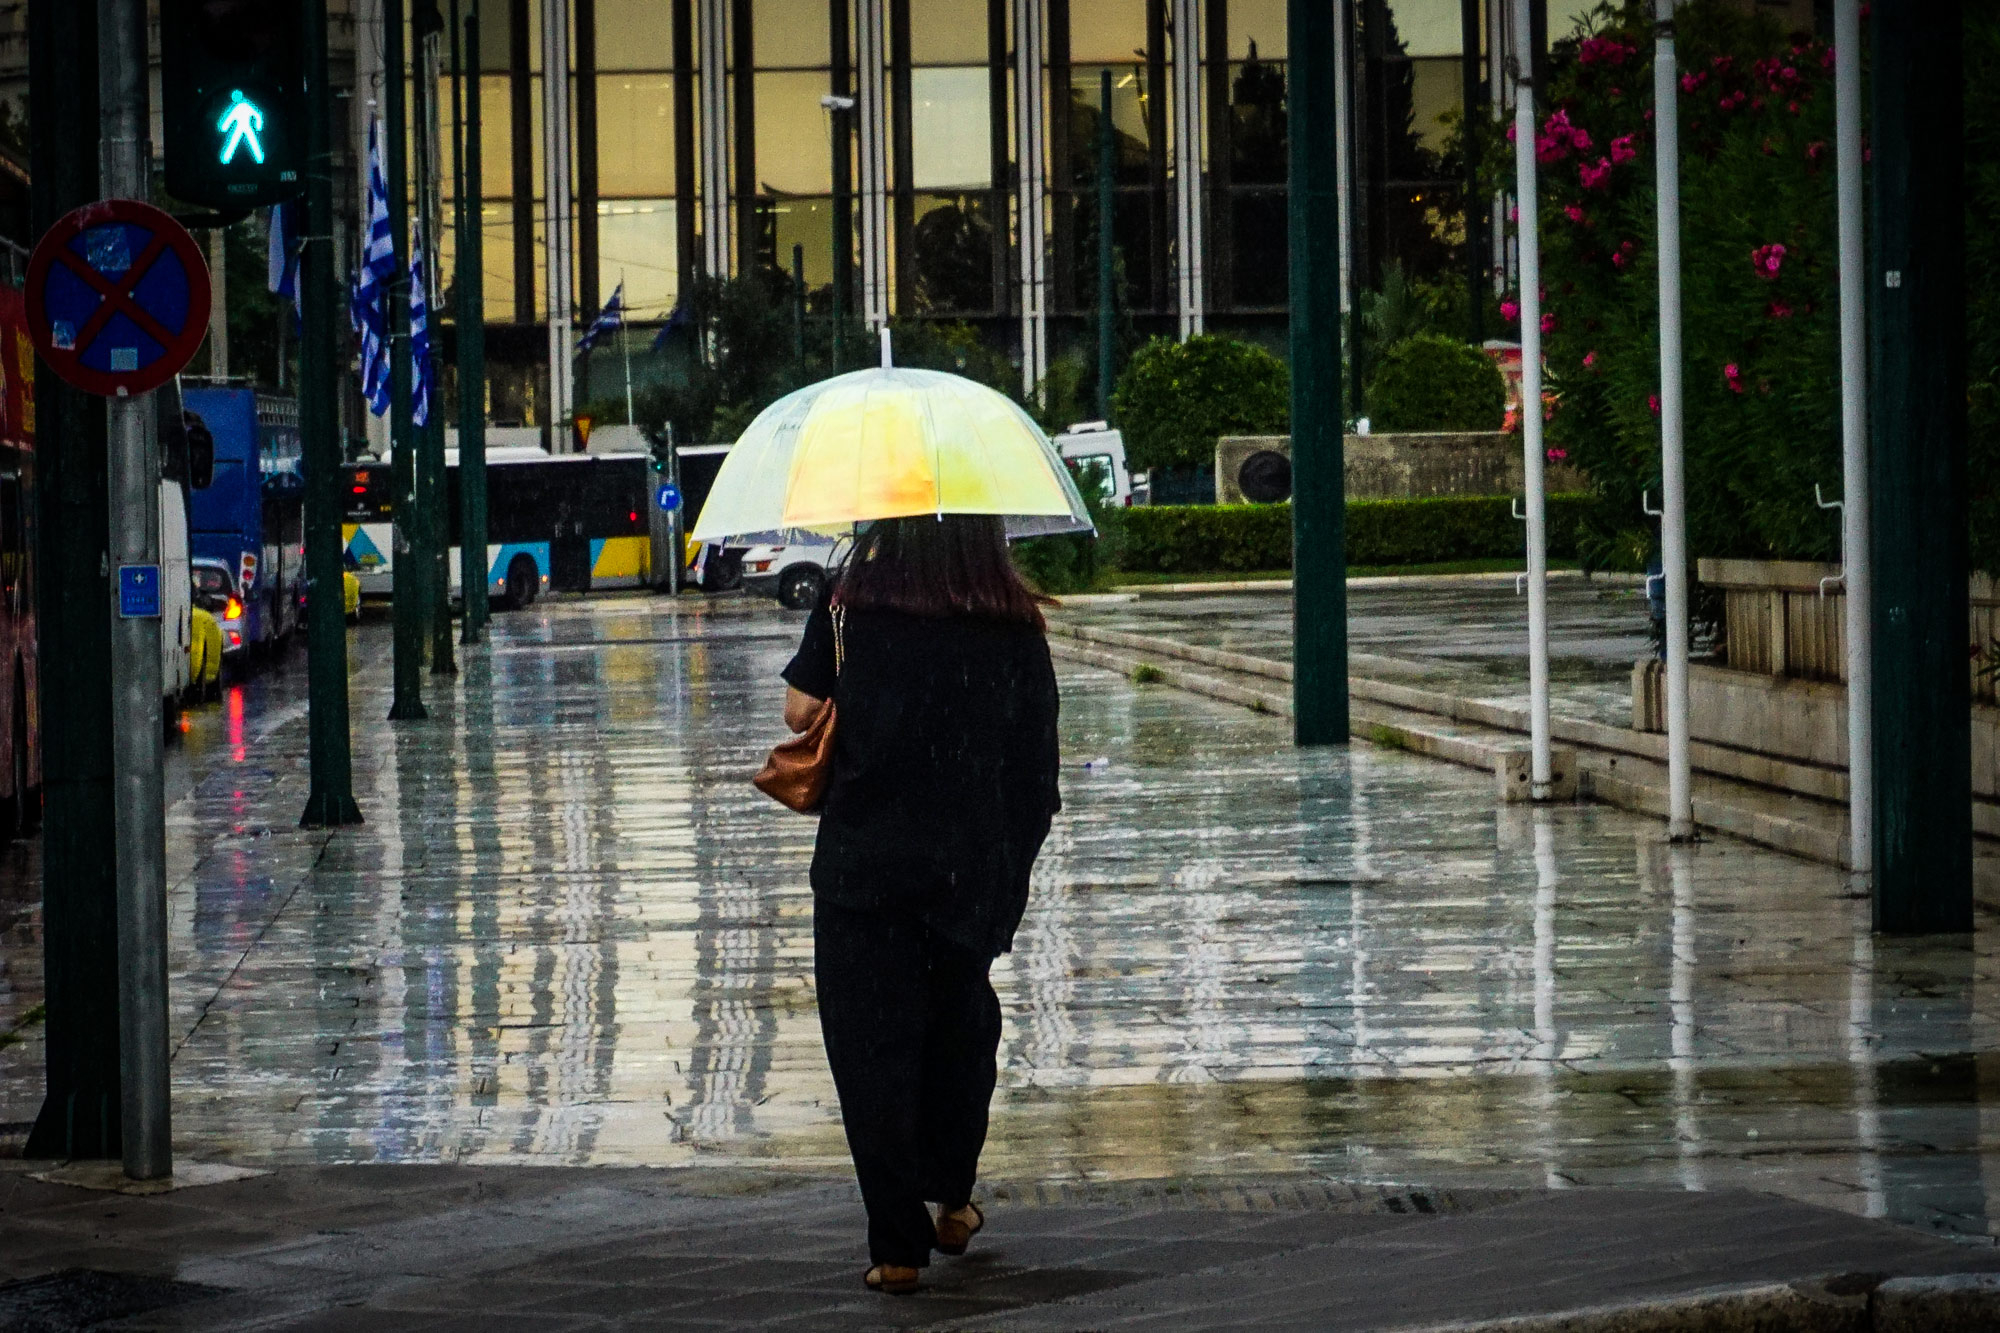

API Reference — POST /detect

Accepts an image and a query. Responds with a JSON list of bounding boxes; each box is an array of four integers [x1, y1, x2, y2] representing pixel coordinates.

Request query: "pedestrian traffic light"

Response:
[[161, 0, 305, 209]]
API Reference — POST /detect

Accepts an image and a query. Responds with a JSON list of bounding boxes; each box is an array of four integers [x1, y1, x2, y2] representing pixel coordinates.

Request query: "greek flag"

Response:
[[650, 300, 691, 352], [266, 201, 300, 315], [352, 119, 395, 417], [410, 225, 433, 428], [575, 282, 624, 353]]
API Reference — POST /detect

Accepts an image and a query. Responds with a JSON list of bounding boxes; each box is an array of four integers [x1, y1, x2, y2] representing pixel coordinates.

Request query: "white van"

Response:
[[159, 478, 192, 709], [1052, 422, 1138, 507]]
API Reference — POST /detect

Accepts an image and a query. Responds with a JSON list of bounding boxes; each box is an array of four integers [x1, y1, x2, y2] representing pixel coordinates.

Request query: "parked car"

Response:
[[740, 540, 837, 610], [1051, 422, 1138, 507], [188, 606, 222, 702], [192, 557, 249, 666]]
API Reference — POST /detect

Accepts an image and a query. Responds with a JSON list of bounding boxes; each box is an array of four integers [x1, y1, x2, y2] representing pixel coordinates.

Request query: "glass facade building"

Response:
[[422, 0, 1607, 421]]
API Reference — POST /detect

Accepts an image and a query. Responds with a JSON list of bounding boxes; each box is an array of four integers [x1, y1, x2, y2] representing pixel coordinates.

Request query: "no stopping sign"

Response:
[[25, 198, 212, 398]]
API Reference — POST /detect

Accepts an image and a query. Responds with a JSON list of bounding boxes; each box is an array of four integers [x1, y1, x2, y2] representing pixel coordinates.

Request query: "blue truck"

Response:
[[182, 387, 305, 654]]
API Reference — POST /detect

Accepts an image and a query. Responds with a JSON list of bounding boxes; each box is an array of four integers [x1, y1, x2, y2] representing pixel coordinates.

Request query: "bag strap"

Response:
[[832, 604, 846, 678]]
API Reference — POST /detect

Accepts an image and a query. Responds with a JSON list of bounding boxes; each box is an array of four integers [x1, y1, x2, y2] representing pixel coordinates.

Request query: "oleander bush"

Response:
[[1105, 495, 1591, 574], [1485, 0, 1999, 574], [1366, 333, 1509, 432]]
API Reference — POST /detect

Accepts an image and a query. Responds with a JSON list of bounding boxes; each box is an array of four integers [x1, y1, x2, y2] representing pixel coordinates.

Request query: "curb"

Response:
[[1409, 1272, 2000, 1333]]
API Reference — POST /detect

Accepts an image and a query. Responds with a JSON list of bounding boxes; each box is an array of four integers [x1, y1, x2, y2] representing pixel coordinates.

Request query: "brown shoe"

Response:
[[864, 1264, 921, 1295], [935, 1202, 984, 1256]]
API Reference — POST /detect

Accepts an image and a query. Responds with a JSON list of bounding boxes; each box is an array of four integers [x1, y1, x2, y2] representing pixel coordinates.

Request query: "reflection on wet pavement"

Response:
[[1, 593, 1994, 1245], [1064, 578, 1653, 726]]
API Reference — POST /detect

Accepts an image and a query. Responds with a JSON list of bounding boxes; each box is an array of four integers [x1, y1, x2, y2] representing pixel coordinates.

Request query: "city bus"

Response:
[[183, 387, 305, 652], [343, 447, 654, 607], [0, 286, 37, 835]]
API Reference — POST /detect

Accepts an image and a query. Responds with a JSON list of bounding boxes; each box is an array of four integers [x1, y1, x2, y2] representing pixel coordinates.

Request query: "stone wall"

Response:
[[1215, 433, 1588, 504]]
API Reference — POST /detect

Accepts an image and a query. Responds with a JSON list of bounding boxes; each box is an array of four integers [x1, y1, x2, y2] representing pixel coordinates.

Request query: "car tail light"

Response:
[[226, 630, 241, 647], [224, 596, 243, 621]]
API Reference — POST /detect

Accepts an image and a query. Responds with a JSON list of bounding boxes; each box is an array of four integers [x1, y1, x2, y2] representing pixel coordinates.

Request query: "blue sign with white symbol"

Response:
[[118, 564, 162, 619], [25, 199, 212, 399], [656, 482, 682, 512]]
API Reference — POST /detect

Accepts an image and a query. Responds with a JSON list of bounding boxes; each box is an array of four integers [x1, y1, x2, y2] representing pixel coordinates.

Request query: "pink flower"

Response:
[[1767, 300, 1793, 319], [1788, 100, 1801, 115], [1610, 134, 1638, 164], [1719, 90, 1748, 112], [1750, 242, 1786, 279], [1578, 157, 1615, 191], [1648, 394, 1661, 416], [1611, 240, 1637, 270], [1506, 122, 1518, 143], [1563, 203, 1586, 223], [1805, 140, 1826, 162], [1536, 110, 1593, 163], [1724, 363, 1746, 393], [1582, 350, 1598, 368], [1500, 299, 1520, 323], [1681, 70, 1709, 93], [1540, 312, 1557, 335], [1578, 35, 1635, 66], [1508, 204, 1519, 222], [1821, 46, 1836, 69], [1546, 447, 1568, 462]]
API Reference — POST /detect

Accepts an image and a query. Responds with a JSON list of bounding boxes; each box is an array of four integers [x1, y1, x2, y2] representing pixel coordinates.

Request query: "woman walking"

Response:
[[780, 514, 1062, 1295]]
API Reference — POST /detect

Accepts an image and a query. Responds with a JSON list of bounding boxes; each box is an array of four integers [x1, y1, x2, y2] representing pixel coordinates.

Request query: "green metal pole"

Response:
[[1460, 0, 1484, 345], [791, 242, 806, 372], [386, 0, 428, 719], [1097, 69, 1115, 419], [1869, 0, 1970, 933], [24, 0, 122, 1162], [299, 0, 364, 827], [1289, 0, 1350, 745], [458, 0, 491, 644]]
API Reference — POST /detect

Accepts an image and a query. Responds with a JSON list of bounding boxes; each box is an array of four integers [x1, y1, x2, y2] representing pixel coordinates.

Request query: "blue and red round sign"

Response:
[[25, 198, 212, 398]]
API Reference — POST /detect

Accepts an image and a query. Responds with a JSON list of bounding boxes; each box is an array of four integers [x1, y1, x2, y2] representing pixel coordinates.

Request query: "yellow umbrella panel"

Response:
[[689, 367, 1094, 544]]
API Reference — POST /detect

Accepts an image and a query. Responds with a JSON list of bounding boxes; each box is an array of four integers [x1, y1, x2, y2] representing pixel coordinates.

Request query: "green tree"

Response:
[[1110, 334, 1291, 472]]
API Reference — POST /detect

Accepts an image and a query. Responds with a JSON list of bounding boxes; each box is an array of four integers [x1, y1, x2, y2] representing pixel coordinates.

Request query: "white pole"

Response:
[[543, 0, 562, 449], [1834, 0, 1872, 877], [1511, 0, 1553, 794], [1654, 0, 1693, 840]]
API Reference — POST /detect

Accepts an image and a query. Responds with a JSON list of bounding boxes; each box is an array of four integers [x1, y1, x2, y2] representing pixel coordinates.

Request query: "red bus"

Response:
[[0, 286, 40, 836]]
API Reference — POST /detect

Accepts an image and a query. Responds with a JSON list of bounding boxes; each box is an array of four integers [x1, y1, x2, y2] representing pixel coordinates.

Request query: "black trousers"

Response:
[[814, 898, 1002, 1267]]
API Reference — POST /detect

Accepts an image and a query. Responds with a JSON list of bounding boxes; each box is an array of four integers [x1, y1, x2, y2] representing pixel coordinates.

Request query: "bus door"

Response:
[[550, 498, 591, 592]]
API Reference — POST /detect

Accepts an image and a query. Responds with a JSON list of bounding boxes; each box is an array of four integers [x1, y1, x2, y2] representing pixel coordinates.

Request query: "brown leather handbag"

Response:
[[754, 606, 844, 813]]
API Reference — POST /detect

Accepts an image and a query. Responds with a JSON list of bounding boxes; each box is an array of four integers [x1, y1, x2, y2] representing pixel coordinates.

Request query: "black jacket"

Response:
[[783, 591, 1061, 957]]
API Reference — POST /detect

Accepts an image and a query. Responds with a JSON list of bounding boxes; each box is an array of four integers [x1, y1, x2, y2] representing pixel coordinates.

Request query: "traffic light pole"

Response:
[[100, 0, 172, 1182], [24, 0, 122, 1166], [415, 13, 455, 676], [299, 0, 363, 828], [1288, 0, 1350, 745], [455, 0, 491, 645], [386, 0, 429, 720]]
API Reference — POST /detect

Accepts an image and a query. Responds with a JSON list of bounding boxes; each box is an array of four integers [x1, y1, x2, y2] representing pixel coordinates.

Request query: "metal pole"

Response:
[[25, 0, 123, 1166], [1653, 0, 1692, 839], [1510, 0, 1553, 793], [1834, 0, 1872, 879], [459, 1, 491, 644], [1868, 0, 1970, 933], [1461, 0, 1485, 344], [418, 17, 456, 675], [1340, 0, 1365, 420], [386, 0, 428, 719], [1289, 0, 1350, 745], [791, 241, 807, 371], [544, 0, 573, 451], [1097, 69, 1115, 421], [301, 0, 364, 827], [206, 230, 229, 376], [666, 423, 683, 596], [99, 0, 170, 1181]]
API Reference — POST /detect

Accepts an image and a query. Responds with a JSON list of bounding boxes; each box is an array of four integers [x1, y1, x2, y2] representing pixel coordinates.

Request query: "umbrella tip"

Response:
[[879, 326, 893, 369]]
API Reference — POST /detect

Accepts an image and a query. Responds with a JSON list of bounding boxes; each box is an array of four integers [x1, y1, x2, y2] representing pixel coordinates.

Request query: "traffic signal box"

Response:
[[161, 0, 306, 209]]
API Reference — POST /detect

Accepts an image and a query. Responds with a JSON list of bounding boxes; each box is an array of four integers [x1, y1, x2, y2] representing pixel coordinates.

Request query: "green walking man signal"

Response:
[[216, 91, 266, 166], [161, 0, 304, 208]]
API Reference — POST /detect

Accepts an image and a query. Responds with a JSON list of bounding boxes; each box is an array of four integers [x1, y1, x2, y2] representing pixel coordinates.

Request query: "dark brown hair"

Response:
[[833, 515, 1048, 629]]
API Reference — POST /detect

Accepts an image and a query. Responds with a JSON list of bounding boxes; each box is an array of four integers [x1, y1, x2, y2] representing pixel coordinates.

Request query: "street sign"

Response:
[[117, 564, 162, 618], [25, 199, 211, 399], [657, 482, 682, 512]]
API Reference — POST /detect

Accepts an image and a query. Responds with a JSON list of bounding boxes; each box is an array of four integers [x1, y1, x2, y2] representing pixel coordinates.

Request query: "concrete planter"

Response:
[[1215, 432, 1587, 504]]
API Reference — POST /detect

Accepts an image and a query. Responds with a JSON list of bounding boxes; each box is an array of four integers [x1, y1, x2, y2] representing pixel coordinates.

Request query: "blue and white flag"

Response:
[[352, 119, 396, 417], [575, 282, 624, 353], [266, 200, 301, 315], [410, 225, 433, 428], [650, 299, 692, 352]]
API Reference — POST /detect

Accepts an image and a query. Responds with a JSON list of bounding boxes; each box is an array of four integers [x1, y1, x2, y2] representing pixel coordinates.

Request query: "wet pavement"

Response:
[[2, 590, 1998, 1254], [1062, 576, 1653, 726]]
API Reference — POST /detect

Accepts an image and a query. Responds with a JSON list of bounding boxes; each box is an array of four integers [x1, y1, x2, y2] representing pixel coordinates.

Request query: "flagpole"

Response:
[[621, 270, 634, 426], [384, 0, 427, 721]]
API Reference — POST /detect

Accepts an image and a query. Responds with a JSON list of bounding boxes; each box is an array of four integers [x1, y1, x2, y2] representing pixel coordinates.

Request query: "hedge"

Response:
[[1105, 495, 1592, 574]]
